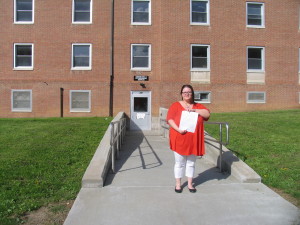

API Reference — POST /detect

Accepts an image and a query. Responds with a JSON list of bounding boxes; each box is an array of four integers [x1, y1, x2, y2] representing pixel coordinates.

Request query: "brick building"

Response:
[[1, 0, 299, 129]]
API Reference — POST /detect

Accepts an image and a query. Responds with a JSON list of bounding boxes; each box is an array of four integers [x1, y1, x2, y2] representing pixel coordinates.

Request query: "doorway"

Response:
[[130, 91, 151, 130]]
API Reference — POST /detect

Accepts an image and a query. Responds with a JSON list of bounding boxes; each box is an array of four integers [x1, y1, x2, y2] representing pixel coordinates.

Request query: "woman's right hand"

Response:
[[178, 129, 187, 134]]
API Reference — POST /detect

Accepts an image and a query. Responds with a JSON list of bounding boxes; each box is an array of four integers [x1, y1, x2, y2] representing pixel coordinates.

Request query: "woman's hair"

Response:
[[180, 84, 195, 102]]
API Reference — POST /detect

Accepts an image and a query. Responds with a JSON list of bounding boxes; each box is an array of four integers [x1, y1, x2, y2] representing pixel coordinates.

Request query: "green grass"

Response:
[[205, 109, 300, 206], [0, 117, 112, 225]]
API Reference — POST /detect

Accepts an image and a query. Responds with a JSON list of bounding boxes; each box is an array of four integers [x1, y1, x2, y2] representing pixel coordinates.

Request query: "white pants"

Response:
[[174, 152, 196, 178]]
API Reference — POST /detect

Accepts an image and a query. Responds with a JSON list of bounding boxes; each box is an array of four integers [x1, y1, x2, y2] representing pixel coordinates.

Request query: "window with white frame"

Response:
[[247, 46, 265, 72], [14, 0, 34, 24], [247, 2, 265, 28], [72, 44, 92, 70], [11, 90, 32, 112], [14, 44, 34, 70], [72, 0, 92, 23], [132, 0, 151, 25], [190, 0, 209, 25], [247, 92, 266, 103], [191, 44, 210, 71], [70, 90, 91, 112], [194, 91, 211, 103], [131, 44, 151, 70]]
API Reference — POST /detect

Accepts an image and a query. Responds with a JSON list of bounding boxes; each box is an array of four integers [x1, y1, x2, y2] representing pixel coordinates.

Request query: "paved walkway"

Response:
[[64, 132, 300, 225]]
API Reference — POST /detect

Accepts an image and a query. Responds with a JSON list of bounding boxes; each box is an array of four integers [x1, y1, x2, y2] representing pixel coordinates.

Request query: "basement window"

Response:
[[247, 92, 266, 103], [12, 90, 32, 112]]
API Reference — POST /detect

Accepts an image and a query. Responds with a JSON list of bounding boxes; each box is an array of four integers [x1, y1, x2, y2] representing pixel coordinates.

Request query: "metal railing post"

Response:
[[111, 123, 115, 173]]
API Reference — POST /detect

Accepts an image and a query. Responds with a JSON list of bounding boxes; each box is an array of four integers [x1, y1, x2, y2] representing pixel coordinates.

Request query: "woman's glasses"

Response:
[[182, 92, 192, 95]]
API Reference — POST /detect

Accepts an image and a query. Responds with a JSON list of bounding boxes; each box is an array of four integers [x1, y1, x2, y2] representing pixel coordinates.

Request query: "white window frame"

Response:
[[246, 2, 265, 28], [71, 44, 92, 70], [247, 91, 266, 103], [131, 44, 151, 71], [131, 0, 151, 25], [14, 0, 34, 24], [72, 0, 93, 24], [247, 46, 265, 72], [14, 43, 34, 70], [70, 90, 91, 112], [194, 91, 211, 103], [190, 0, 210, 26], [11, 89, 32, 112], [191, 44, 210, 71]]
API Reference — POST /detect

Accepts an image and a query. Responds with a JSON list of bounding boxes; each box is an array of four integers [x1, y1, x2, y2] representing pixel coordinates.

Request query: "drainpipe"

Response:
[[60, 88, 64, 117], [109, 0, 115, 117]]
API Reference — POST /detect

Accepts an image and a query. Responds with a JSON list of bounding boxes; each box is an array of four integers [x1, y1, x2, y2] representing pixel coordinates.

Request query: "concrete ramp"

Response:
[[64, 132, 300, 225]]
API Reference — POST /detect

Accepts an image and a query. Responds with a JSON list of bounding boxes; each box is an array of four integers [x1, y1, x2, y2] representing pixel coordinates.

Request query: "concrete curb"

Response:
[[204, 135, 261, 183], [81, 112, 126, 188]]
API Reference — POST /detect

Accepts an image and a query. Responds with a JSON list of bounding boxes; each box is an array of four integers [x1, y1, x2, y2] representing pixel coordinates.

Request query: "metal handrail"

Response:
[[110, 118, 127, 173], [160, 118, 229, 172]]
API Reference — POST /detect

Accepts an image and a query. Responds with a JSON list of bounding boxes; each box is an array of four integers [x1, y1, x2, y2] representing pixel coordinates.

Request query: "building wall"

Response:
[[0, 0, 299, 119]]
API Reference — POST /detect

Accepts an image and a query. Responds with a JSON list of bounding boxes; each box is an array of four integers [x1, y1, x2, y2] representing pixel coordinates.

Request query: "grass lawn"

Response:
[[0, 117, 112, 225], [205, 109, 300, 207]]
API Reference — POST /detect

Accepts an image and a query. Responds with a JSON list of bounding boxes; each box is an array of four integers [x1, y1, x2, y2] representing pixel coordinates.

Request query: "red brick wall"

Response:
[[0, 0, 299, 118]]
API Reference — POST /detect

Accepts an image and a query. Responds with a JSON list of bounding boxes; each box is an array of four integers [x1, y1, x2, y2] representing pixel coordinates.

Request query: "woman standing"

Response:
[[166, 84, 210, 193]]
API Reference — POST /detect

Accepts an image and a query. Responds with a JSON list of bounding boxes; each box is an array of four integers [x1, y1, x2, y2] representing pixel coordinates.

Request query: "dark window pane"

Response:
[[133, 46, 149, 57], [134, 97, 148, 112], [192, 46, 207, 57], [192, 58, 207, 68], [192, 1, 207, 23], [73, 45, 90, 67], [248, 48, 262, 69], [74, 12, 90, 22], [247, 4, 262, 25], [133, 57, 148, 68], [74, 0, 91, 22], [133, 12, 149, 22], [17, 11, 32, 21], [17, 0, 32, 10], [16, 45, 32, 67]]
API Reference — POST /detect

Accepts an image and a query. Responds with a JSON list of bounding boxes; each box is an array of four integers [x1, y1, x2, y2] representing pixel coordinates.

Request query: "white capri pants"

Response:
[[174, 152, 197, 178]]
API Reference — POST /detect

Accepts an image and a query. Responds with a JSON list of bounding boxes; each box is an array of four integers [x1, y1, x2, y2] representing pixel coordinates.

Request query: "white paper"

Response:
[[179, 111, 198, 133], [136, 113, 145, 119]]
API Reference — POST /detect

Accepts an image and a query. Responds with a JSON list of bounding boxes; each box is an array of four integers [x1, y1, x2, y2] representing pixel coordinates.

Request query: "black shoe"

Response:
[[188, 187, 197, 193], [175, 187, 182, 193]]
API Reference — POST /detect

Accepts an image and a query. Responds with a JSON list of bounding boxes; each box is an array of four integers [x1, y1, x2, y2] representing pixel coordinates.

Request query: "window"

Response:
[[72, 0, 92, 23], [131, 0, 151, 25], [70, 90, 91, 112], [194, 91, 211, 103], [247, 46, 265, 72], [72, 44, 92, 70], [247, 2, 265, 28], [14, 0, 34, 23], [14, 44, 34, 70], [11, 90, 32, 112], [131, 44, 151, 71], [191, 44, 210, 71], [247, 92, 266, 103], [190, 0, 209, 25]]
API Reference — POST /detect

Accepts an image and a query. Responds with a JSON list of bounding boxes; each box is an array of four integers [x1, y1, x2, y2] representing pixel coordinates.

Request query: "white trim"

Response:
[[14, 0, 34, 24], [71, 43, 92, 70], [190, 0, 210, 26], [131, 0, 151, 25], [247, 46, 265, 72], [72, 0, 93, 24], [247, 91, 266, 103], [14, 43, 34, 70], [70, 90, 91, 112], [246, 2, 265, 28], [131, 44, 151, 71], [190, 44, 210, 71], [11, 89, 32, 112]]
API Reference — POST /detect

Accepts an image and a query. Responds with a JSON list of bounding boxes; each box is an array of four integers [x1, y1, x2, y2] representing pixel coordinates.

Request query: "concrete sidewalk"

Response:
[[64, 132, 300, 225]]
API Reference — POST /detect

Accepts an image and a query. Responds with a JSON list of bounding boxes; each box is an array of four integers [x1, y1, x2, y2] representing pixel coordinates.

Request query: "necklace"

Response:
[[183, 101, 193, 110]]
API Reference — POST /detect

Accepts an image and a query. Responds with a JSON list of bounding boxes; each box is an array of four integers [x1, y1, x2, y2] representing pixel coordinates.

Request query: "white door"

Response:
[[130, 91, 151, 130]]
